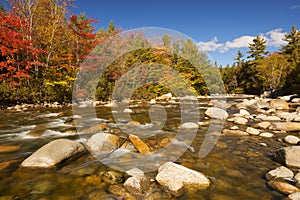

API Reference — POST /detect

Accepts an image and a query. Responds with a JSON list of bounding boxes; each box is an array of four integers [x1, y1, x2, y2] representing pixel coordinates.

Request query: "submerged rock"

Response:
[[274, 146, 300, 168], [21, 139, 85, 168], [180, 122, 198, 129], [155, 162, 210, 197], [0, 145, 20, 153], [205, 107, 229, 120], [102, 171, 124, 184]]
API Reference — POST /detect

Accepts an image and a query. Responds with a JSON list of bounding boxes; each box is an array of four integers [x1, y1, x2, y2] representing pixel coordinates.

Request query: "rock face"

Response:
[[265, 166, 294, 180], [155, 162, 210, 197], [86, 132, 120, 153], [272, 122, 300, 132], [205, 107, 229, 120], [268, 180, 300, 195], [21, 139, 85, 168], [269, 99, 289, 110], [128, 134, 153, 154], [274, 146, 300, 168]]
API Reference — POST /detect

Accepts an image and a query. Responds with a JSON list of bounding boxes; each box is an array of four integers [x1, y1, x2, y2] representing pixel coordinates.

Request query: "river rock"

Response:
[[284, 135, 300, 145], [288, 192, 300, 200], [155, 162, 210, 197], [21, 139, 85, 168], [124, 108, 133, 113], [27, 125, 48, 137], [86, 132, 121, 153], [222, 129, 249, 136], [102, 171, 124, 184], [259, 132, 274, 138], [120, 141, 137, 151], [246, 127, 260, 135], [294, 172, 300, 182], [81, 124, 108, 134], [129, 134, 153, 154], [108, 185, 136, 200], [240, 109, 250, 116], [268, 180, 300, 195], [181, 122, 198, 129], [262, 116, 281, 121], [205, 107, 229, 120], [274, 146, 300, 168], [272, 122, 300, 131], [157, 93, 172, 101], [266, 166, 294, 180], [277, 112, 299, 122], [252, 99, 269, 109], [0, 145, 20, 153], [269, 99, 289, 110], [124, 168, 149, 196], [253, 121, 271, 129], [296, 107, 300, 114], [233, 117, 248, 125]]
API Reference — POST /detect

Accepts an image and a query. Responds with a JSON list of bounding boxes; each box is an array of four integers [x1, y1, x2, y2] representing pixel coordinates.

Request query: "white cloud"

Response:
[[197, 37, 224, 52], [197, 28, 287, 53], [266, 28, 287, 47], [290, 5, 300, 9], [220, 36, 255, 53]]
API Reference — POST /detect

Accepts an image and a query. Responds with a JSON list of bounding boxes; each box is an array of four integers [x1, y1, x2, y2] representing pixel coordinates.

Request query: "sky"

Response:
[[1, 0, 300, 66], [71, 0, 300, 66]]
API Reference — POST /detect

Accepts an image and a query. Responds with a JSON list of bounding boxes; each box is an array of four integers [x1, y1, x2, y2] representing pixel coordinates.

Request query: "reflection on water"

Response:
[[0, 100, 285, 199]]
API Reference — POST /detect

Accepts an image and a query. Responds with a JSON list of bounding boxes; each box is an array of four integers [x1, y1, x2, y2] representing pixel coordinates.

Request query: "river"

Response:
[[0, 98, 287, 199]]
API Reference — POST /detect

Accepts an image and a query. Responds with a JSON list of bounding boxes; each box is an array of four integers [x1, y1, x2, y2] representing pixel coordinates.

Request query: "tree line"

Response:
[[220, 26, 300, 96], [1, 0, 299, 106]]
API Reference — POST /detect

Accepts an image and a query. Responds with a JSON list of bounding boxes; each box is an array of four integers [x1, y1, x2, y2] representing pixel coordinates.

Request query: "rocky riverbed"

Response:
[[1, 94, 300, 199]]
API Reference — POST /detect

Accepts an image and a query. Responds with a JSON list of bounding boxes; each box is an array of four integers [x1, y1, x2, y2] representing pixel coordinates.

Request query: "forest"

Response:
[[0, 0, 300, 106]]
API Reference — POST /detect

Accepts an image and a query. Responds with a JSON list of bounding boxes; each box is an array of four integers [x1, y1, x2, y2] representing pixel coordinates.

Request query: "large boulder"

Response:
[[155, 162, 210, 197], [272, 122, 300, 132], [86, 132, 121, 153], [274, 146, 300, 168], [205, 107, 229, 120], [21, 139, 85, 168], [269, 99, 289, 110]]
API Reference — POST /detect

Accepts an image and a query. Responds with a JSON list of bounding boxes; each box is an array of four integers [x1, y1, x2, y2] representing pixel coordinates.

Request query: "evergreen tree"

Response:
[[108, 21, 116, 34], [281, 25, 300, 64], [247, 36, 268, 61], [234, 50, 244, 66], [0, 2, 5, 13]]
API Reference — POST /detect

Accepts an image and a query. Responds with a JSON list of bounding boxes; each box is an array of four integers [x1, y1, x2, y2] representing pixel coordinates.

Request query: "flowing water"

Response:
[[0, 99, 288, 199]]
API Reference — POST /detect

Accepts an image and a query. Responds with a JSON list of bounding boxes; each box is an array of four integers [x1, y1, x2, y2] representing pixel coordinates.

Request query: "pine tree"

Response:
[[247, 36, 268, 61], [234, 50, 244, 66], [281, 25, 300, 64]]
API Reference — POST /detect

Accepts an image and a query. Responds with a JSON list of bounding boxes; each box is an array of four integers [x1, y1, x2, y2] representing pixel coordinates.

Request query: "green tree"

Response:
[[247, 36, 268, 61], [281, 25, 300, 65]]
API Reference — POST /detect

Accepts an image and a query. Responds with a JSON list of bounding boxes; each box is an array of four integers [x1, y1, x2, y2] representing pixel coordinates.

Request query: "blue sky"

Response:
[[2, 0, 300, 66], [72, 0, 300, 66]]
